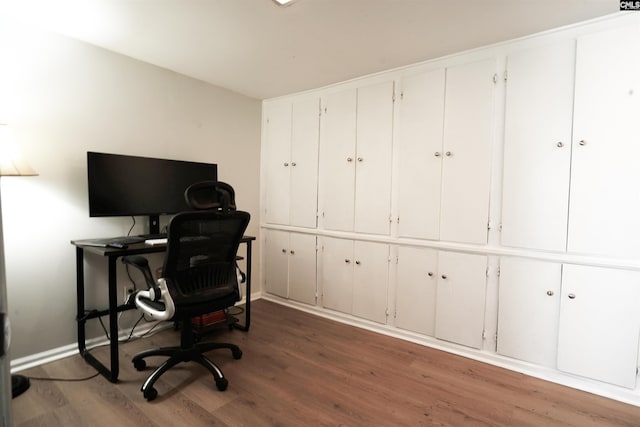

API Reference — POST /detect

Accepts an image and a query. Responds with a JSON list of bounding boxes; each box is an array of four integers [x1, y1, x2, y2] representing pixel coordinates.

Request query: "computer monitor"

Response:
[[87, 151, 218, 235]]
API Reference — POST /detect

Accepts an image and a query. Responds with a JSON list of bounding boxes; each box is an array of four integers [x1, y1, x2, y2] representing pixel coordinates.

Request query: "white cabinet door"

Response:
[[435, 251, 488, 349], [264, 230, 317, 305], [321, 238, 389, 323], [288, 233, 317, 305], [395, 246, 438, 335], [321, 237, 354, 314], [396, 69, 446, 239], [439, 58, 495, 245], [264, 229, 290, 298], [568, 24, 640, 258], [557, 264, 640, 388], [320, 89, 357, 232], [352, 241, 390, 324], [263, 96, 319, 228], [501, 41, 575, 251], [263, 100, 292, 225], [497, 258, 562, 367], [354, 81, 394, 235], [290, 97, 320, 228]]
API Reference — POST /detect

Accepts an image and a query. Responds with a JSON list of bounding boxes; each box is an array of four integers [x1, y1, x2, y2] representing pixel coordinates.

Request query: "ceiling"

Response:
[[5, 0, 620, 99]]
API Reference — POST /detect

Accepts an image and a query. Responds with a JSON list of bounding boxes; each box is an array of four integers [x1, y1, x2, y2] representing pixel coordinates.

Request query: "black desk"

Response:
[[71, 235, 255, 383]]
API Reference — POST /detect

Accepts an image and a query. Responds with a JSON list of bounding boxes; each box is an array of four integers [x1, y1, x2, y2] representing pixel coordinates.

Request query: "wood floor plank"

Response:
[[11, 300, 640, 426]]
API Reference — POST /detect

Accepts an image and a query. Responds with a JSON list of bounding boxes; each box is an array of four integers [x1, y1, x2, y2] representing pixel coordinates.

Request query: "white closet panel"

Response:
[[439, 58, 495, 244], [396, 69, 446, 240], [501, 41, 575, 251]]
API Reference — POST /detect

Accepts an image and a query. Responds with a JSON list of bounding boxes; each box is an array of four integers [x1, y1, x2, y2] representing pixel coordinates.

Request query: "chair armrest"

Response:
[[135, 278, 176, 321], [122, 255, 156, 289]]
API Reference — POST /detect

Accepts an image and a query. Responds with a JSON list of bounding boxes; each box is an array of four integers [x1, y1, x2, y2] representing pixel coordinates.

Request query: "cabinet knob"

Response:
[[568, 293, 576, 299], [434, 152, 441, 157], [445, 151, 453, 157], [355, 260, 361, 265], [546, 290, 554, 296], [578, 140, 587, 146], [344, 259, 351, 263], [556, 142, 564, 148], [290, 250, 295, 255], [441, 274, 448, 279], [284, 162, 289, 167], [357, 157, 363, 162], [291, 162, 296, 166], [281, 248, 286, 253], [428, 272, 434, 277], [347, 157, 353, 162]]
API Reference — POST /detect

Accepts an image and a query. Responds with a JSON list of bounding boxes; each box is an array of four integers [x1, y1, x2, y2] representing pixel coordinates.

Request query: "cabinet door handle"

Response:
[[357, 157, 363, 162], [434, 152, 441, 157], [428, 272, 434, 277], [578, 140, 587, 146], [291, 162, 296, 166], [347, 157, 353, 162], [355, 260, 361, 265], [344, 259, 351, 263], [568, 293, 576, 299], [546, 290, 554, 296], [281, 248, 287, 253], [445, 151, 453, 157], [441, 274, 448, 279], [284, 162, 289, 167], [556, 142, 564, 148], [290, 250, 295, 255]]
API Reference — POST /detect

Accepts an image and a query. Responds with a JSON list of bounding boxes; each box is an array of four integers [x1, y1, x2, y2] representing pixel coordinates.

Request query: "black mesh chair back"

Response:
[[162, 210, 250, 319], [184, 180, 236, 212]]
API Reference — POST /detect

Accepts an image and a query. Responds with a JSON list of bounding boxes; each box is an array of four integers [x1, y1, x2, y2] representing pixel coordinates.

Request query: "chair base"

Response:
[[133, 341, 242, 401]]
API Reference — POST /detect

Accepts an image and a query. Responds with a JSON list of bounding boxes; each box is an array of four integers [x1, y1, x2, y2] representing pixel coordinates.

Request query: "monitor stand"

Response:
[[148, 215, 160, 236]]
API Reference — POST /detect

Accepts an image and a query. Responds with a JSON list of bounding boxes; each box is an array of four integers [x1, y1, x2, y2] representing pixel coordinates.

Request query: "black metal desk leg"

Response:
[[107, 256, 119, 382], [76, 248, 86, 355], [234, 239, 252, 331]]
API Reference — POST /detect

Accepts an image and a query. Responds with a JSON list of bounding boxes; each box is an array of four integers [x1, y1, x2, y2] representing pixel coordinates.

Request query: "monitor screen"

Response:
[[87, 152, 218, 231]]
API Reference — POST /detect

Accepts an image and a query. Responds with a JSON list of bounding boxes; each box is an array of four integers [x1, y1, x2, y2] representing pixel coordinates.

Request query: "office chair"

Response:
[[122, 183, 250, 401]]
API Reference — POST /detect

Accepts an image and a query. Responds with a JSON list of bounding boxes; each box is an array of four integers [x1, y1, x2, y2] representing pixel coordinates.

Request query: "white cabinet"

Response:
[[321, 237, 390, 323], [439, 58, 495, 244], [501, 40, 575, 251], [557, 264, 640, 389], [497, 259, 640, 388], [264, 230, 317, 305], [501, 23, 640, 258], [497, 258, 562, 367], [396, 58, 495, 244], [395, 246, 489, 348], [567, 24, 640, 258], [434, 251, 488, 349], [395, 246, 438, 336], [320, 81, 394, 235], [396, 69, 446, 240], [263, 96, 319, 228]]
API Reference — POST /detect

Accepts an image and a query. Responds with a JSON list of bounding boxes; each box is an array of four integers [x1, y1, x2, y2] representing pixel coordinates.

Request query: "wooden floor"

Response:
[[12, 299, 640, 426]]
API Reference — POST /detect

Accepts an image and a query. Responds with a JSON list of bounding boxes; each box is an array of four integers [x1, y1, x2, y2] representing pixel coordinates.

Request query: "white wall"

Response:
[[0, 23, 262, 360]]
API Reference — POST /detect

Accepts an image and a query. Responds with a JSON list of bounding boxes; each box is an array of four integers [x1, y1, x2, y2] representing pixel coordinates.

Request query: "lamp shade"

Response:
[[0, 124, 37, 176]]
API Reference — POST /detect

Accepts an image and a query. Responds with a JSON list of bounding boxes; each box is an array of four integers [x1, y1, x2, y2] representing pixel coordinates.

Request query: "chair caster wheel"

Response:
[[232, 349, 243, 360], [133, 359, 147, 371], [216, 378, 228, 391], [143, 387, 158, 401]]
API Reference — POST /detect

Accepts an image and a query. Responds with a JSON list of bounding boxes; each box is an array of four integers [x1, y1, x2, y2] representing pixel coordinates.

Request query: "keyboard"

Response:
[[145, 237, 168, 246]]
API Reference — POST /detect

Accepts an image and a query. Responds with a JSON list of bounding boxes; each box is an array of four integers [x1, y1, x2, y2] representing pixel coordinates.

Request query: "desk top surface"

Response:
[[71, 235, 255, 257]]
